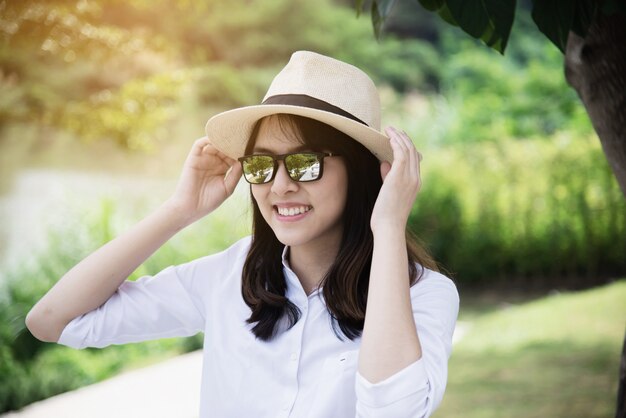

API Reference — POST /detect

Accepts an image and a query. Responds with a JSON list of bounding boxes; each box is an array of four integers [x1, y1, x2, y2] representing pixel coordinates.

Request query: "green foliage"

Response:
[[192, 65, 273, 108], [1, 0, 439, 148], [369, 0, 398, 38], [437, 0, 515, 53], [425, 32, 592, 144], [369, 0, 516, 52], [365, 0, 625, 54], [409, 136, 626, 283], [60, 71, 188, 150]]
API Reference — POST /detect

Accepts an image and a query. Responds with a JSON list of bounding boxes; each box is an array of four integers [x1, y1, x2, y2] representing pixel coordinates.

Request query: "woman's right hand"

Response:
[[167, 136, 242, 225], [26, 136, 242, 343]]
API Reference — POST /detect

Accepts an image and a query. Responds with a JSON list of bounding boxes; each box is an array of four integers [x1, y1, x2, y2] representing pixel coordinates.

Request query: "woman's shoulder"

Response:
[[410, 266, 459, 304], [173, 235, 252, 277], [190, 235, 251, 264]]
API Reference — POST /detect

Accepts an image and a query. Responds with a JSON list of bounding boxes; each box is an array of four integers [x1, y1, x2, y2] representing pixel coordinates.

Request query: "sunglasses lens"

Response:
[[241, 155, 275, 184], [285, 153, 321, 182]]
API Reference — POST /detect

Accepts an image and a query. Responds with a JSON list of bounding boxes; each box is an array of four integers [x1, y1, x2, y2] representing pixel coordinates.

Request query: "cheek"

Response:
[[251, 186, 270, 213], [323, 168, 349, 213], [251, 184, 265, 201]]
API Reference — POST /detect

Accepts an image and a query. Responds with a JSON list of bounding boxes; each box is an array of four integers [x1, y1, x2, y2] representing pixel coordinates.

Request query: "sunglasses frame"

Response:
[[238, 151, 338, 184]]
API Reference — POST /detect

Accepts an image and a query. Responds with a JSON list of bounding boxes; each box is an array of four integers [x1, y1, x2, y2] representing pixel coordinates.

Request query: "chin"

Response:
[[272, 230, 310, 247]]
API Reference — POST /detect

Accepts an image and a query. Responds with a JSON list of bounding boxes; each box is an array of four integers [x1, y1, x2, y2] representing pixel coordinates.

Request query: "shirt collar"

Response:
[[281, 244, 291, 270]]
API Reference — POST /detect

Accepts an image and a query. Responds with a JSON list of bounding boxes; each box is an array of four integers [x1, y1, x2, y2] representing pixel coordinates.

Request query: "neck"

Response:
[[288, 235, 342, 296]]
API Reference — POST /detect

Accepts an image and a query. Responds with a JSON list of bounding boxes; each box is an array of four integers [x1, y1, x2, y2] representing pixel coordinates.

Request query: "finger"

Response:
[[203, 145, 233, 163], [212, 157, 233, 173], [410, 146, 422, 192], [388, 135, 406, 168], [397, 128, 415, 156], [407, 143, 421, 188], [395, 129, 415, 165], [197, 142, 238, 168], [224, 161, 243, 194], [200, 142, 222, 157], [220, 153, 237, 165], [379, 161, 391, 181], [394, 128, 419, 176], [192, 137, 212, 155], [387, 128, 410, 174], [406, 137, 418, 177]]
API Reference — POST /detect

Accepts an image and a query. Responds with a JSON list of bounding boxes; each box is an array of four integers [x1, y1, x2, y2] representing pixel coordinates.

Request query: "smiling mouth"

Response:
[[275, 205, 312, 217]]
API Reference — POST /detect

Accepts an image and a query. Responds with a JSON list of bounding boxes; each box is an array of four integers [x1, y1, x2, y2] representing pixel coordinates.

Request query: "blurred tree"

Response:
[[1, 0, 437, 149], [359, 0, 626, 198], [0, 0, 180, 148]]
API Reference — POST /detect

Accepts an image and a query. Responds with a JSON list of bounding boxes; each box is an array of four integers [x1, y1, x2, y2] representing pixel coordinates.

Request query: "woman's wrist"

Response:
[[158, 198, 201, 232], [372, 223, 406, 244], [371, 221, 406, 240]]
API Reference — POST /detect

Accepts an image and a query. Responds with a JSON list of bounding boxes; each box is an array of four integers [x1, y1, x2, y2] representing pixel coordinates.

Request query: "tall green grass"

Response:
[[410, 135, 626, 284]]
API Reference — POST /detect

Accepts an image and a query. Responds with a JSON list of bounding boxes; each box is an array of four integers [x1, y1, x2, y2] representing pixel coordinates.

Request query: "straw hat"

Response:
[[205, 50, 392, 162]]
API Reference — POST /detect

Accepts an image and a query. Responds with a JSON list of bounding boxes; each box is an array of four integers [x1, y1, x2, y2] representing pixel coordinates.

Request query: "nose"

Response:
[[270, 161, 299, 195]]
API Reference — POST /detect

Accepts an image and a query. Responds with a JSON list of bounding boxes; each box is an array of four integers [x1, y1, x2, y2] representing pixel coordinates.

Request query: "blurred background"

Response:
[[1, 0, 625, 417]]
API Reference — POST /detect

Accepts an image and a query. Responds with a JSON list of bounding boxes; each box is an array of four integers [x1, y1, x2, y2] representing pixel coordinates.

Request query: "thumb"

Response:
[[224, 163, 243, 194], [380, 161, 391, 181]]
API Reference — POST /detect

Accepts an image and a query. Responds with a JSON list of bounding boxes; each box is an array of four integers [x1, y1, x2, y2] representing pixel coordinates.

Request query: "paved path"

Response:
[[3, 322, 471, 417], [1, 351, 203, 418]]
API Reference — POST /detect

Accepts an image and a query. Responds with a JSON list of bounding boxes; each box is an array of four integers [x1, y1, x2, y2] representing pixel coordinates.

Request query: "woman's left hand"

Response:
[[370, 126, 422, 234]]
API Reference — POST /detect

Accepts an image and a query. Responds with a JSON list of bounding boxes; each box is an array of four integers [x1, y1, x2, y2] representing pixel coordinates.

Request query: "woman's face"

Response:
[[250, 116, 348, 251]]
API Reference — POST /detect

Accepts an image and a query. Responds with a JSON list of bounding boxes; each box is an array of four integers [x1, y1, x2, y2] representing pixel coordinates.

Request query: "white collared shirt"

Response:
[[59, 236, 459, 417]]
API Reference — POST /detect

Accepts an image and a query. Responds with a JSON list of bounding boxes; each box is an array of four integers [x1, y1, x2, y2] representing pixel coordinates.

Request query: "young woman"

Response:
[[27, 51, 459, 417]]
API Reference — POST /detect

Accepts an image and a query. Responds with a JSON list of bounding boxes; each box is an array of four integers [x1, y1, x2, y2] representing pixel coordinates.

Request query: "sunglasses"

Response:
[[238, 152, 339, 184]]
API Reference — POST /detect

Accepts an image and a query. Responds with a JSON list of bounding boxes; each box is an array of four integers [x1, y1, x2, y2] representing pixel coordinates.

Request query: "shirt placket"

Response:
[[279, 264, 311, 417]]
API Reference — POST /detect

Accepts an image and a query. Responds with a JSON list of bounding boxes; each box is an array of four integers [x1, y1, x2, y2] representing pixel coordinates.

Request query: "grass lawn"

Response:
[[434, 279, 626, 418]]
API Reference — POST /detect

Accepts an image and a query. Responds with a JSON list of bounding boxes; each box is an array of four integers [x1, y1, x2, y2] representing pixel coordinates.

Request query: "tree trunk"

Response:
[[617, 329, 625, 418], [564, 12, 626, 198]]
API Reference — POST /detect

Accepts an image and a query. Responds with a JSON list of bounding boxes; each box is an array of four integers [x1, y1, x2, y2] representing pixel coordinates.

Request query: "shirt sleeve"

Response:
[[57, 265, 204, 349], [354, 269, 460, 418], [57, 237, 251, 349]]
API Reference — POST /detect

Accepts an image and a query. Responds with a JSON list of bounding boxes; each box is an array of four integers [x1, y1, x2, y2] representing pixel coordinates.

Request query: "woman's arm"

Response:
[[26, 137, 242, 343], [358, 126, 423, 383]]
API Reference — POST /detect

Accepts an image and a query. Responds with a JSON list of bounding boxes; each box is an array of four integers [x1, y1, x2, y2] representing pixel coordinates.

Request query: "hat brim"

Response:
[[205, 104, 393, 162]]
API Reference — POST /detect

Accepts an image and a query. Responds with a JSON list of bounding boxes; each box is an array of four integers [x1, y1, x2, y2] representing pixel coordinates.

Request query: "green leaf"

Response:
[[479, 20, 498, 46], [484, 0, 516, 52], [371, 1, 383, 39], [437, 3, 459, 26], [417, 0, 445, 12], [376, 0, 399, 20], [355, 0, 365, 17], [371, 0, 398, 39], [447, 0, 490, 38], [445, 0, 516, 53], [531, 0, 576, 53]]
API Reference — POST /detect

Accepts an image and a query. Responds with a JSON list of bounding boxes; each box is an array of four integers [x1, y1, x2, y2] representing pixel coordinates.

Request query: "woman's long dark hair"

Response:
[[241, 114, 438, 341]]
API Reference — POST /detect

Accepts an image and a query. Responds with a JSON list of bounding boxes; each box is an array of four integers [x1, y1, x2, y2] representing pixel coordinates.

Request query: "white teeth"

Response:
[[277, 206, 311, 217]]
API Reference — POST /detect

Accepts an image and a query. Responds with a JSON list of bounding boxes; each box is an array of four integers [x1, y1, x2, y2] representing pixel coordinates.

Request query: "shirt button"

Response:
[[282, 403, 289, 411], [290, 352, 297, 361]]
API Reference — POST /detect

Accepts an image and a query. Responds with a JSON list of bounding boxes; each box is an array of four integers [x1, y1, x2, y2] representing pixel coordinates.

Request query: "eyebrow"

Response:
[[251, 144, 310, 154]]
